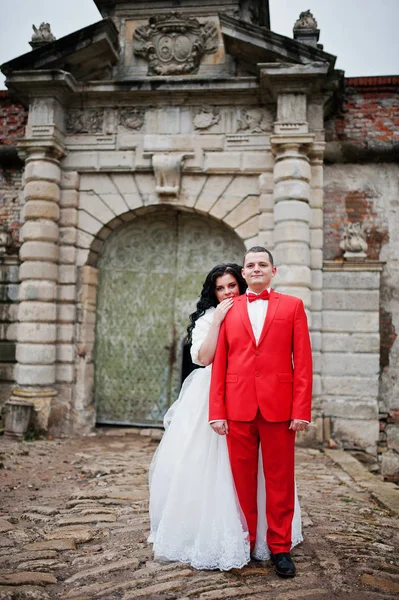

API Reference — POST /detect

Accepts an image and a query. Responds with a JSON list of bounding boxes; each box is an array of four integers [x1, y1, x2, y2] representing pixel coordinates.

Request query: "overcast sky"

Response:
[[0, 0, 398, 90]]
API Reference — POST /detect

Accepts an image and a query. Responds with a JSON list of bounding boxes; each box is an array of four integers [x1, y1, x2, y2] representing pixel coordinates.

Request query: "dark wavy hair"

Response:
[[186, 263, 247, 342]]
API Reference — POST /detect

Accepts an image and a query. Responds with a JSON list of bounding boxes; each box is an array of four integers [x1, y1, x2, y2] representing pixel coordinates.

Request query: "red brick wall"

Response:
[[326, 77, 399, 144], [0, 91, 27, 145], [0, 92, 27, 244]]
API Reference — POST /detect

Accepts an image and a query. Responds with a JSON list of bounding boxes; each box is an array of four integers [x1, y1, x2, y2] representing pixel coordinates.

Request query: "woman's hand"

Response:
[[213, 298, 234, 326]]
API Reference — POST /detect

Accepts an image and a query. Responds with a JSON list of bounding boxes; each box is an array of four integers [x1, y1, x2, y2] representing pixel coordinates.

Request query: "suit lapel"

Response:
[[236, 295, 256, 346], [257, 290, 280, 346]]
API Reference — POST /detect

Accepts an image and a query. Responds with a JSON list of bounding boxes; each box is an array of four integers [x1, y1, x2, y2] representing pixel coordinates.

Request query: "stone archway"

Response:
[[93, 206, 245, 426]]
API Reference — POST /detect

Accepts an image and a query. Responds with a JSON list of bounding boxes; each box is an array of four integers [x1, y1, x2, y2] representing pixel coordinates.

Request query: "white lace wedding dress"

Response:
[[148, 307, 303, 571]]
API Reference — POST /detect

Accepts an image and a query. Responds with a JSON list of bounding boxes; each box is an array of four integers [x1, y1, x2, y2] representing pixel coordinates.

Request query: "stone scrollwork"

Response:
[[133, 12, 219, 75], [66, 109, 104, 134], [340, 222, 368, 259], [193, 106, 220, 131], [237, 108, 273, 134], [294, 10, 318, 31], [119, 108, 145, 131]]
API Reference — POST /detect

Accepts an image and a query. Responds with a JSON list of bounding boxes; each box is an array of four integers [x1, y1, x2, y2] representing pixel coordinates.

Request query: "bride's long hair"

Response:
[[186, 263, 247, 342]]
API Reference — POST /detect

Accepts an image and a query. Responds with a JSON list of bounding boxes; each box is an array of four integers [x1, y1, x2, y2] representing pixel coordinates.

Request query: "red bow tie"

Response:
[[248, 290, 270, 302]]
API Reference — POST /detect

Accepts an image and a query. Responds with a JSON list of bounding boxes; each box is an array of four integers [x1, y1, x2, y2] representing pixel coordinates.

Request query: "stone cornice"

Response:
[[323, 260, 384, 272], [4, 70, 78, 107]]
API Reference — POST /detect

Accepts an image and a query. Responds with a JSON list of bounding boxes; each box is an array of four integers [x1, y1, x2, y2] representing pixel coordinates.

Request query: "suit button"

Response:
[[255, 372, 260, 377], [256, 351, 260, 356]]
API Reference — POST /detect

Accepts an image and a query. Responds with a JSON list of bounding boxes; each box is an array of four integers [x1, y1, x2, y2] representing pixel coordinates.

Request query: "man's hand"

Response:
[[210, 420, 229, 435], [289, 419, 309, 432]]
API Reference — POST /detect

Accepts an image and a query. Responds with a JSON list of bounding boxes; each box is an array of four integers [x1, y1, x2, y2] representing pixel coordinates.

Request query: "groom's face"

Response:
[[242, 252, 276, 292]]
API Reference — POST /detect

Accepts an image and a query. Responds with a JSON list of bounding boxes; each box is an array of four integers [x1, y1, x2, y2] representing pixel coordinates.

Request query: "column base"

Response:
[[11, 387, 57, 433]]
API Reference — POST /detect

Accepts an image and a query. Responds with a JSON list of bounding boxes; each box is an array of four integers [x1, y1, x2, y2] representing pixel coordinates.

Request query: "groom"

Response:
[[209, 246, 312, 578]]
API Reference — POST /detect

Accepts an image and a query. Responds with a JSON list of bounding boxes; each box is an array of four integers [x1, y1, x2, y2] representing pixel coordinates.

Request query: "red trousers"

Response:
[[226, 411, 295, 554]]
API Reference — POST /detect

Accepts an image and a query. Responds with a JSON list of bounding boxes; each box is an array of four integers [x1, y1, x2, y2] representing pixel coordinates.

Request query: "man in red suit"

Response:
[[209, 246, 312, 578]]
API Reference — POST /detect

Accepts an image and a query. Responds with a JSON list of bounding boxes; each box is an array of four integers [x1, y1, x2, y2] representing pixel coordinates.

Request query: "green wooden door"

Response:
[[94, 208, 245, 425]]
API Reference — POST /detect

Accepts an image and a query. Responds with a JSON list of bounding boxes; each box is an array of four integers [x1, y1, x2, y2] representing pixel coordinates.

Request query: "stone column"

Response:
[[12, 142, 64, 431], [271, 134, 314, 309]]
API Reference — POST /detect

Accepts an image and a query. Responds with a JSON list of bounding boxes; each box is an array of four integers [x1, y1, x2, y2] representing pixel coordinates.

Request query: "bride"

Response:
[[148, 263, 302, 571]]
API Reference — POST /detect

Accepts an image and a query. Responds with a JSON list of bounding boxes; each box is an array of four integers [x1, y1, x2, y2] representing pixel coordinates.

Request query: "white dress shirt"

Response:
[[246, 287, 271, 344]]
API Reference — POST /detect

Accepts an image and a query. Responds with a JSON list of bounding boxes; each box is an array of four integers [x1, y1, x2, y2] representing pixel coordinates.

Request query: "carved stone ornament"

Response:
[[119, 108, 145, 131], [30, 23, 56, 48], [133, 13, 219, 76], [237, 109, 273, 134], [152, 153, 185, 197], [0, 226, 13, 256], [294, 10, 318, 31], [340, 222, 368, 259], [66, 109, 104, 135], [193, 107, 220, 131]]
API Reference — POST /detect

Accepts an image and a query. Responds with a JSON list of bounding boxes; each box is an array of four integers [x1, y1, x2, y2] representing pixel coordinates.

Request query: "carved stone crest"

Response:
[[193, 107, 220, 131], [294, 10, 318, 31], [119, 108, 145, 131], [30, 23, 56, 48], [133, 13, 219, 76], [237, 109, 273, 134], [66, 109, 104, 134], [340, 222, 368, 259]]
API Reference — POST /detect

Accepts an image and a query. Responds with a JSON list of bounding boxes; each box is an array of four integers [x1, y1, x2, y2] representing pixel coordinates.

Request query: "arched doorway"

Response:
[[94, 207, 245, 425]]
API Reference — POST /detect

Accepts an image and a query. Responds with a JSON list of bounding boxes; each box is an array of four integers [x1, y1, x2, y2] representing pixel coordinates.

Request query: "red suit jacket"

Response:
[[209, 290, 313, 423]]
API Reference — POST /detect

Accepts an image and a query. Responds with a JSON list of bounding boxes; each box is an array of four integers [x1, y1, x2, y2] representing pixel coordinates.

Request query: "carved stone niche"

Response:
[[152, 153, 192, 198], [133, 12, 219, 76]]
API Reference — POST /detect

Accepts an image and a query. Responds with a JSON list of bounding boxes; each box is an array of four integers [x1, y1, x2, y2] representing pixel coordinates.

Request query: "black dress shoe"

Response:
[[270, 552, 296, 578]]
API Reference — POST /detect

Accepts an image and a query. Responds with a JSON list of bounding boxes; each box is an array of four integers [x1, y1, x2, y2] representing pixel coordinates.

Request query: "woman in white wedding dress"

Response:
[[148, 263, 303, 571]]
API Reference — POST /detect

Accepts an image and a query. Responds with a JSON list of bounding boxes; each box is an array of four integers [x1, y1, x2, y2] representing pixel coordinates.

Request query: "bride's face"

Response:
[[215, 273, 240, 303]]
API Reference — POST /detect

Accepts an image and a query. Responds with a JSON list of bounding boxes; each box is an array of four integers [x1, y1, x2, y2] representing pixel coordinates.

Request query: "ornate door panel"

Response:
[[94, 208, 245, 425]]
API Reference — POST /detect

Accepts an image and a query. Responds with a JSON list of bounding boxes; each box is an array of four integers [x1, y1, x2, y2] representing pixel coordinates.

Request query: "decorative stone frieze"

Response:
[[66, 109, 104, 135], [193, 107, 220, 131], [133, 13, 219, 75], [119, 108, 145, 131], [237, 108, 273, 133]]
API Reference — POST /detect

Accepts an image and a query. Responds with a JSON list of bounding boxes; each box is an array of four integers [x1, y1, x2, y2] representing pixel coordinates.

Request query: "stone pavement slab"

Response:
[[0, 432, 398, 600]]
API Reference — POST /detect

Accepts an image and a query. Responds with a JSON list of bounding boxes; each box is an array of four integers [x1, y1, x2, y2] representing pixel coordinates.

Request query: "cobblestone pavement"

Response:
[[0, 430, 399, 600]]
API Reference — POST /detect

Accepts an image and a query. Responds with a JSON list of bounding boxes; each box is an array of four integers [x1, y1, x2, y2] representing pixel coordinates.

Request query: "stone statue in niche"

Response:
[[66, 109, 104, 134], [119, 108, 145, 131], [133, 13, 219, 76], [340, 222, 368, 258], [237, 108, 273, 133], [293, 10, 318, 31], [30, 23, 56, 48], [193, 107, 220, 131]]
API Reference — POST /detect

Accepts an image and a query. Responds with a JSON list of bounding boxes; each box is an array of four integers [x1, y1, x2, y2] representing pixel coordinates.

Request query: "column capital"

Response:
[[270, 134, 315, 156], [18, 138, 66, 164]]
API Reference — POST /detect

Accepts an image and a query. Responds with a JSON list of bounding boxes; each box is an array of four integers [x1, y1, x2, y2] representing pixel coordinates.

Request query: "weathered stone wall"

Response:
[[324, 77, 399, 478], [0, 93, 27, 406]]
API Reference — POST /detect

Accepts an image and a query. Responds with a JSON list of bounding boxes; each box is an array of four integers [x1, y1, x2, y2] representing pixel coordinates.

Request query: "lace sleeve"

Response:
[[190, 308, 215, 366]]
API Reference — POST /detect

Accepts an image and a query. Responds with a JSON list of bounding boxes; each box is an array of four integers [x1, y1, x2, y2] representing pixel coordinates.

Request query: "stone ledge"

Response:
[[324, 449, 399, 516]]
